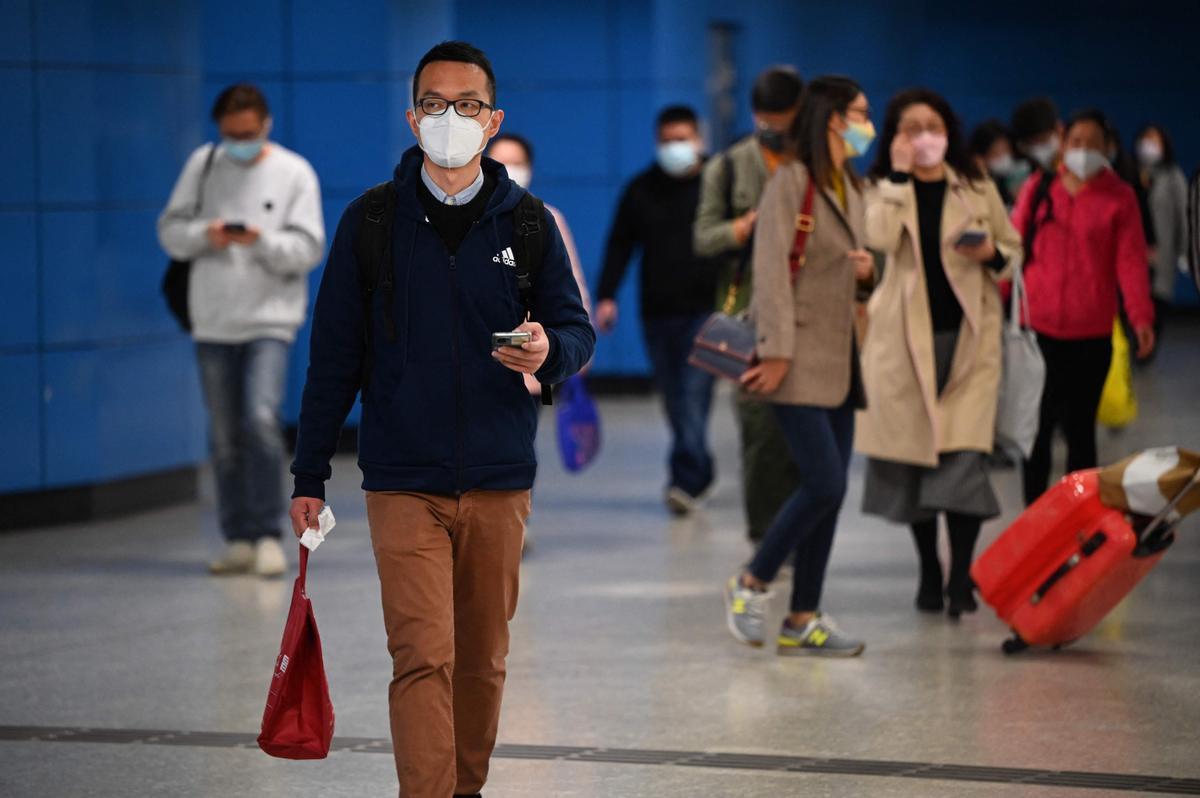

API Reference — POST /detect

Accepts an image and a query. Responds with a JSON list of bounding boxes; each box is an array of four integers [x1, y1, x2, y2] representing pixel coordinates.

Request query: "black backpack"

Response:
[[353, 181, 553, 404]]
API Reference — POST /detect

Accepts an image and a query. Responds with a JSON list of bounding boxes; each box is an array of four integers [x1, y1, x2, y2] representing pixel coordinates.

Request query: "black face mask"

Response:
[[756, 128, 787, 153]]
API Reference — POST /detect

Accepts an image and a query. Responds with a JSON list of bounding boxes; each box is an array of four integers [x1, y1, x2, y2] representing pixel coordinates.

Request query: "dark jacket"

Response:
[[291, 147, 595, 500], [596, 164, 721, 318]]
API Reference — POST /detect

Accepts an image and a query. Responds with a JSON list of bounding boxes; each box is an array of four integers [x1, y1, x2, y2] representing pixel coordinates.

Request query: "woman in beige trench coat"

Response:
[[858, 89, 1022, 617]]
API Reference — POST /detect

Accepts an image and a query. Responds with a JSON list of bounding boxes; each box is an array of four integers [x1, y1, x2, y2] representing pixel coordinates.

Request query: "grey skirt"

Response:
[[861, 330, 1000, 524]]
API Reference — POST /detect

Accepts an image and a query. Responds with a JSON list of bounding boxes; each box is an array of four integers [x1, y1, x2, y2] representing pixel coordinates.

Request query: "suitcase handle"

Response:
[[1030, 531, 1107, 605]]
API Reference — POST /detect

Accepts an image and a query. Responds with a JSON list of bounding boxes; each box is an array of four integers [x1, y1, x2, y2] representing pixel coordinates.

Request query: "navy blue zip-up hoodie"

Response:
[[291, 146, 595, 500]]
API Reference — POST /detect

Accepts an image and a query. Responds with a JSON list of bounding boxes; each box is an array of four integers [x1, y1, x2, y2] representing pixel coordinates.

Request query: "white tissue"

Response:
[[299, 505, 336, 552]]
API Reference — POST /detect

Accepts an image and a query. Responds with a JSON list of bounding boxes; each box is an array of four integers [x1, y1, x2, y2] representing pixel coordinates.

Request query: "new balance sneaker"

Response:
[[724, 576, 772, 647], [209, 541, 255, 576], [777, 613, 865, 657], [254, 537, 287, 578]]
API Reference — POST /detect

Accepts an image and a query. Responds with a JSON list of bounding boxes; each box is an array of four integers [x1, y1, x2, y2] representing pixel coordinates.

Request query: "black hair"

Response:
[[1010, 96, 1059, 146], [751, 66, 804, 113], [869, 88, 983, 182], [210, 83, 269, 122], [1065, 108, 1110, 141], [489, 133, 534, 165], [1134, 123, 1176, 166], [656, 104, 699, 131], [968, 119, 1011, 158], [413, 40, 496, 106], [789, 75, 863, 190]]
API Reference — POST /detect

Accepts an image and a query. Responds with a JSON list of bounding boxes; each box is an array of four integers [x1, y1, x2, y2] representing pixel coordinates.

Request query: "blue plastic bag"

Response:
[[556, 375, 601, 473]]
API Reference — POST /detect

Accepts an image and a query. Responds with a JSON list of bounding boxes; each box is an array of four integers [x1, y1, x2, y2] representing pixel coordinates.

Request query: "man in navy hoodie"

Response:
[[288, 41, 594, 798]]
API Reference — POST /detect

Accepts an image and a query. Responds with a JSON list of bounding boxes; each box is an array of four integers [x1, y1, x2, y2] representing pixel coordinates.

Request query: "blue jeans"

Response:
[[748, 400, 855, 612], [642, 314, 716, 497], [195, 339, 290, 542]]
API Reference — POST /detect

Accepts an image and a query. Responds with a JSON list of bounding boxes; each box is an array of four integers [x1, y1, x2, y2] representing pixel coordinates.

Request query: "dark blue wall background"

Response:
[[3, 0, 1197, 494]]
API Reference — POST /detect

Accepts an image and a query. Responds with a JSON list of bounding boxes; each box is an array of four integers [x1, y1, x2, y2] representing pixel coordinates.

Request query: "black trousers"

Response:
[[1022, 333, 1113, 506]]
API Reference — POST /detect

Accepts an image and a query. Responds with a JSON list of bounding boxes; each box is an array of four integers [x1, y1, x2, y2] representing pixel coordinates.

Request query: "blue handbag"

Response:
[[556, 375, 601, 473]]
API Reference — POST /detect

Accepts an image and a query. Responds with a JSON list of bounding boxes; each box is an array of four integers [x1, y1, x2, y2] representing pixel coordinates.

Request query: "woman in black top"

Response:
[[858, 89, 1022, 617]]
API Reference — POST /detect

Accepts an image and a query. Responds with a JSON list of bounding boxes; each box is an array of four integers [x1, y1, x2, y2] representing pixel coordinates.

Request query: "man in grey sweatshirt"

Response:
[[158, 84, 325, 577]]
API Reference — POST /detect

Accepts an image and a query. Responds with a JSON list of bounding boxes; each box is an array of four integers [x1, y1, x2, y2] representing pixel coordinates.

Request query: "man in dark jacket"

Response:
[[595, 105, 720, 515], [289, 41, 594, 798]]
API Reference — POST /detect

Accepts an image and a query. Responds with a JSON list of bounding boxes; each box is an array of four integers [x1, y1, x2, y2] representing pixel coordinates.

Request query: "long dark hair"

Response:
[[869, 88, 982, 182], [789, 75, 863, 190]]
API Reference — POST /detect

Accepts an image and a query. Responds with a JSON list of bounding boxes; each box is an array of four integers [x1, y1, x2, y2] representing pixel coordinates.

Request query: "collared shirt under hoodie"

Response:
[[290, 148, 596, 501]]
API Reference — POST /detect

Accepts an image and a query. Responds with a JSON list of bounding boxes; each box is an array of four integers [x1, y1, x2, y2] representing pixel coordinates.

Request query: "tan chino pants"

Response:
[[366, 489, 530, 798]]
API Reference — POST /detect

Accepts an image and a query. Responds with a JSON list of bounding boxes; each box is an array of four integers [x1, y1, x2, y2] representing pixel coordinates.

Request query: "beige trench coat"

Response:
[[748, 161, 865, 407], [855, 166, 1022, 467]]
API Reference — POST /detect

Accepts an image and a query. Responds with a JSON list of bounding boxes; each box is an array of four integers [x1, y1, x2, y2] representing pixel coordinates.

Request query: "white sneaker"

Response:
[[665, 487, 696, 516], [209, 541, 255, 575], [254, 537, 287, 578]]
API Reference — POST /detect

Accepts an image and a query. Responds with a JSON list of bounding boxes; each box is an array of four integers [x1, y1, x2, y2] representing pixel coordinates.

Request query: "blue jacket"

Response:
[[291, 147, 595, 500]]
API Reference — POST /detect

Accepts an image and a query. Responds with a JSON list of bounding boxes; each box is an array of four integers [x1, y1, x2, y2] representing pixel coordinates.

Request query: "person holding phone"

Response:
[[722, 76, 875, 657], [158, 83, 325, 577], [858, 89, 1022, 617]]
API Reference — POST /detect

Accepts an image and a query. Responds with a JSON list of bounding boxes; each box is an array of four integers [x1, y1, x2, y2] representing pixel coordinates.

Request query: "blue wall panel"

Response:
[[33, 0, 201, 69], [292, 79, 411, 193], [43, 340, 204, 487], [0, 68, 37, 205], [0, 0, 32, 62], [41, 209, 174, 346], [0, 353, 42, 492], [0, 213, 39, 350], [202, 0, 286, 75], [37, 70, 205, 205]]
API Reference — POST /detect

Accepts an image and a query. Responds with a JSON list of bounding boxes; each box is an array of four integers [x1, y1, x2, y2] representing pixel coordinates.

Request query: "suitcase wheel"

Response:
[[1002, 634, 1029, 655]]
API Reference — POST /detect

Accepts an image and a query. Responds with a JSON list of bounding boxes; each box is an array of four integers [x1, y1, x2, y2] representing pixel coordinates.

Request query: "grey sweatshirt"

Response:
[[157, 143, 325, 343]]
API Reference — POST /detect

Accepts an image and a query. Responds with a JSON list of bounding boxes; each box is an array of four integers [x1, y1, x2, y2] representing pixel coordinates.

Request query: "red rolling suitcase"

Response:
[[972, 468, 1197, 653]]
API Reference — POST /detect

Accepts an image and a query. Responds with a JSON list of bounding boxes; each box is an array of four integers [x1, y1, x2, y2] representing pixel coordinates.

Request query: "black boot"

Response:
[[946, 513, 981, 618], [911, 520, 944, 612]]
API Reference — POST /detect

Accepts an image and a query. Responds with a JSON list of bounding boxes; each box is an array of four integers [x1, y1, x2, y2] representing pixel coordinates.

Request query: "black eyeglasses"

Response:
[[417, 97, 494, 118]]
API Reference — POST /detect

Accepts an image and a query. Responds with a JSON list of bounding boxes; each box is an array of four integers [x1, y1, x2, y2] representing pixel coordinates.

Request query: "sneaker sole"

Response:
[[723, 584, 764, 648], [776, 643, 865, 658]]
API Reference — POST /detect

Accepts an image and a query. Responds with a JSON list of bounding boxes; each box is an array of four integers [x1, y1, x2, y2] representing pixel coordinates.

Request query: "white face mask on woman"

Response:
[[1137, 139, 1163, 167], [1063, 148, 1109, 181], [1026, 135, 1061, 170], [418, 112, 490, 169]]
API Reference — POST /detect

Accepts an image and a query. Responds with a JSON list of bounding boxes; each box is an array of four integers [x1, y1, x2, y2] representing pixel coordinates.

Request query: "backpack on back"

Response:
[[353, 182, 552, 404]]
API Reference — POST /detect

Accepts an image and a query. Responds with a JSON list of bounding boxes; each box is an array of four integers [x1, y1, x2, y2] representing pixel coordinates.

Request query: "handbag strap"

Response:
[[1008, 259, 1033, 333], [193, 143, 218, 216], [787, 177, 817, 280], [297, 543, 309, 596]]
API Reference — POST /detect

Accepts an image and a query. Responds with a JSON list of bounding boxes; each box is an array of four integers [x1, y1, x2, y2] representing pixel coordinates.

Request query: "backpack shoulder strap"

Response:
[[1023, 169, 1056, 257], [354, 181, 397, 396], [511, 191, 552, 405]]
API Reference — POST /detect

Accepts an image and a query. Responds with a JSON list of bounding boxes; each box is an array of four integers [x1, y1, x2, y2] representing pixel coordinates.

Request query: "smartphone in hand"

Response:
[[492, 331, 532, 349], [223, 222, 248, 234]]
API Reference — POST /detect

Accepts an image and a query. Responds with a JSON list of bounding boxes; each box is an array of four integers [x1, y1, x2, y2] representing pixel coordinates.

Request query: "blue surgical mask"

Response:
[[657, 140, 699, 177], [224, 138, 266, 162]]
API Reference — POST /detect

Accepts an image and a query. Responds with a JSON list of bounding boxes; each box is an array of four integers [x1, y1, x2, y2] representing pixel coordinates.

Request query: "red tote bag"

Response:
[[257, 545, 335, 759]]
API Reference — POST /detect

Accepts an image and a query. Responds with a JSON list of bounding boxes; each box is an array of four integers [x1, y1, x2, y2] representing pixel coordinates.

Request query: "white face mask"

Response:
[[1137, 139, 1163, 167], [418, 112, 490, 169], [1027, 135, 1060, 170], [987, 153, 1015, 176], [1063, 148, 1109, 181], [505, 164, 531, 189], [657, 140, 699, 176]]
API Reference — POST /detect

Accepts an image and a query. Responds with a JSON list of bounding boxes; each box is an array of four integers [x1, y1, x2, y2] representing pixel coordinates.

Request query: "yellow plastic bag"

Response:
[[1097, 319, 1137, 429]]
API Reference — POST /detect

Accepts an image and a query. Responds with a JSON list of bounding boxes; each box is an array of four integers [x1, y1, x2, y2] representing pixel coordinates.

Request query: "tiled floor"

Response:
[[2, 318, 1198, 797]]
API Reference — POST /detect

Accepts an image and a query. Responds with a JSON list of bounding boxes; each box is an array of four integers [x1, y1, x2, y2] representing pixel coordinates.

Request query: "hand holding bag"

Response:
[[257, 545, 335, 760], [688, 178, 816, 381], [994, 261, 1046, 459]]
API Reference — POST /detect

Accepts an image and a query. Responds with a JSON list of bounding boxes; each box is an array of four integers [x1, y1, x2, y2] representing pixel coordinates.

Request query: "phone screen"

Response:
[[224, 222, 247, 234]]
